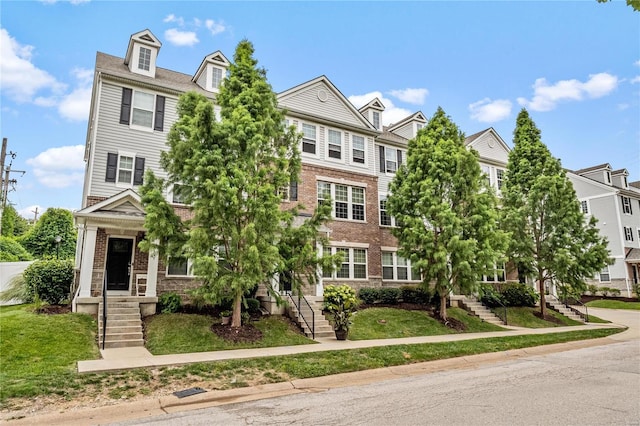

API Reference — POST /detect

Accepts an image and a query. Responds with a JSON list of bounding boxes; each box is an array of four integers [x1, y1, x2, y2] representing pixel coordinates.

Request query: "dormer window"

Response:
[[606, 171, 611, 184], [138, 47, 151, 71], [372, 111, 380, 130], [624, 176, 628, 188], [211, 67, 223, 90]]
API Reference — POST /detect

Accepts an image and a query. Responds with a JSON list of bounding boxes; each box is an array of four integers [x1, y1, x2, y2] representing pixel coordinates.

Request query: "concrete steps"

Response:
[[98, 300, 144, 349], [287, 296, 335, 339], [545, 297, 585, 323], [451, 295, 505, 326]]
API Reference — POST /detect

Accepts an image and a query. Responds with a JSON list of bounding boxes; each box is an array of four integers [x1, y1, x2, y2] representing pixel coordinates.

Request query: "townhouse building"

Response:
[[72, 29, 515, 315], [568, 164, 640, 297]]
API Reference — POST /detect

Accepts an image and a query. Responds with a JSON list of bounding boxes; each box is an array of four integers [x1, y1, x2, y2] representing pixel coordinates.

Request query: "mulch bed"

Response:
[[210, 323, 263, 343], [34, 305, 71, 315], [533, 311, 567, 325]]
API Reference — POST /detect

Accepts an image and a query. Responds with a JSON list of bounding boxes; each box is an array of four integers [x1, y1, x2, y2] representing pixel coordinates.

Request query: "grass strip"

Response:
[[585, 300, 640, 310]]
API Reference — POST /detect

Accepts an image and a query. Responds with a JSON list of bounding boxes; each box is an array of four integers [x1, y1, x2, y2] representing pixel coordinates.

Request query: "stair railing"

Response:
[[494, 297, 508, 326], [101, 270, 107, 350], [560, 294, 590, 323], [288, 293, 315, 339]]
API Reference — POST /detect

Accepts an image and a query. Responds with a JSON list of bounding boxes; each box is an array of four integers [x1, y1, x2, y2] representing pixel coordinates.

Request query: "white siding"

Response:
[[392, 123, 414, 140], [88, 82, 176, 199], [279, 82, 365, 128], [470, 133, 509, 164]]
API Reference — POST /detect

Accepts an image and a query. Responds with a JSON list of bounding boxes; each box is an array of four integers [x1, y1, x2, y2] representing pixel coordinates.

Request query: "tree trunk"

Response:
[[439, 293, 447, 320], [538, 271, 546, 317], [231, 292, 242, 328]]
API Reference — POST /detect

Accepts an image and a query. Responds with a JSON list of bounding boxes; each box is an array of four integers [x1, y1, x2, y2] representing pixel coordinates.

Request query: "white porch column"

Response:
[[78, 225, 97, 297], [74, 225, 85, 269], [315, 241, 323, 297], [146, 248, 159, 297]]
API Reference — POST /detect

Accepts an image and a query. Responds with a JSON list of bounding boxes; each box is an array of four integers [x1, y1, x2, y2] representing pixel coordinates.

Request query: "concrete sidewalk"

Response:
[[77, 321, 623, 374]]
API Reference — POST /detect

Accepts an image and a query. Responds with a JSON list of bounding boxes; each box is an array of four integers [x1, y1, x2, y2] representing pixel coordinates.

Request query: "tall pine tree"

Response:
[[141, 40, 301, 328], [502, 109, 610, 316], [387, 107, 505, 320]]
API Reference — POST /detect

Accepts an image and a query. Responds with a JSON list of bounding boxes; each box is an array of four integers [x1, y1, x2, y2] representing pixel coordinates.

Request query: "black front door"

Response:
[[106, 238, 133, 291], [279, 270, 293, 295]]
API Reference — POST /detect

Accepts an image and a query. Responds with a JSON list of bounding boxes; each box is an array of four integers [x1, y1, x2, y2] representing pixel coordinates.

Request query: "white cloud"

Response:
[[0, 28, 66, 103], [469, 98, 512, 123], [635, 60, 640, 67], [517, 72, 618, 112], [164, 28, 199, 46], [57, 67, 92, 121], [163, 14, 185, 26], [205, 19, 226, 36], [631, 76, 640, 84], [26, 145, 85, 188], [348, 91, 412, 126], [387, 88, 429, 105]]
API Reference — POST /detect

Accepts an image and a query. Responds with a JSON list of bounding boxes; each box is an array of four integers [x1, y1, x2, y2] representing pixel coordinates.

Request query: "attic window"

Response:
[[606, 171, 611, 184], [211, 67, 223, 89], [372, 111, 380, 129], [138, 47, 151, 71]]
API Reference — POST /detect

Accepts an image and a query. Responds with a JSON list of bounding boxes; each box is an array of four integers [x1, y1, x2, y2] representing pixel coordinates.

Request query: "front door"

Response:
[[106, 238, 133, 291], [279, 270, 293, 295]]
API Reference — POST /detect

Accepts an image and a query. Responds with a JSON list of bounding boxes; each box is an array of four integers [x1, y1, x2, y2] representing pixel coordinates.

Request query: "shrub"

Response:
[[599, 287, 612, 297], [22, 259, 73, 305], [378, 287, 401, 304], [324, 284, 359, 332], [501, 283, 538, 307], [478, 283, 503, 308], [358, 287, 380, 305], [609, 288, 621, 297], [158, 292, 182, 313], [0, 236, 32, 262], [400, 285, 431, 304], [586, 284, 599, 296], [243, 297, 261, 313]]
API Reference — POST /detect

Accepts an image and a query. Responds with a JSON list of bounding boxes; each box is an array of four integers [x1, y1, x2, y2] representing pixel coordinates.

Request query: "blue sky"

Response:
[[1, 0, 638, 219]]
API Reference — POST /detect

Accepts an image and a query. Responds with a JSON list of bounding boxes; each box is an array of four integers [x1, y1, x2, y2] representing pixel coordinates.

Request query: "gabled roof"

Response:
[[277, 75, 378, 133], [387, 111, 427, 132], [192, 51, 231, 83], [464, 127, 511, 153], [75, 189, 144, 218], [630, 181, 640, 189], [611, 168, 629, 176], [124, 29, 161, 66], [378, 126, 409, 146], [358, 97, 385, 112], [574, 163, 612, 175]]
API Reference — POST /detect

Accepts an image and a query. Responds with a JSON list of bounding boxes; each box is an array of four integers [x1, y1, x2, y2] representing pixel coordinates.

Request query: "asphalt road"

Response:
[[113, 308, 640, 426]]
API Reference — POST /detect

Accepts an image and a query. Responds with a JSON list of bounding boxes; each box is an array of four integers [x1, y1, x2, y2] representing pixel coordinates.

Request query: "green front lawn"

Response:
[[349, 307, 504, 340], [145, 313, 315, 355], [586, 300, 640, 310], [493, 306, 583, 328]]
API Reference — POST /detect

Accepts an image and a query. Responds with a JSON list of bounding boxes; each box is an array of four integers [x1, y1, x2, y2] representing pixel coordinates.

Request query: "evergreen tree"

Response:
[[141, 40, 305, 328], [1, 205, 29, 237], [502, 109, 610, 316], [387, 107, 506, 320]]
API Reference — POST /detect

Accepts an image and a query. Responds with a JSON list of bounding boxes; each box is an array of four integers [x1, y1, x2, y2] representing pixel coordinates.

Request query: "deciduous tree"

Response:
[[387, 107, 506, 320], [501, 109, 610, 317], [141, 40, 309, 328]]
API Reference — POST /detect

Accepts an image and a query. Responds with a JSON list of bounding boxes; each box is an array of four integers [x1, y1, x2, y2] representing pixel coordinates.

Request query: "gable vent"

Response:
[[140, 34, 154, 42]]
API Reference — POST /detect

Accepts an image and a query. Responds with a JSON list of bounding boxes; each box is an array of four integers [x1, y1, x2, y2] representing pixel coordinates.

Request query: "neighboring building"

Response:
[[569, 163, 640, 297], [72, 29, 516, 315]]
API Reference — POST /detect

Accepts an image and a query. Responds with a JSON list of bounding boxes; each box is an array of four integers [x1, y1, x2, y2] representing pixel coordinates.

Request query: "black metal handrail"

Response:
[[561, 295, 590, 323], [288, 293, 315, 339], [101, 270, 107, 350], [494, 297, 508, 326]]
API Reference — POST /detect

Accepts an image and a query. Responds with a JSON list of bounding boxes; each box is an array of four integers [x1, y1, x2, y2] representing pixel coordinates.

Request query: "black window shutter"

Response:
[[154, 95, 165, 131], [379, 145, 385, 172], [290, 181, 298, 201], [133, 157, 145, 185], [397, 149, 403, 167], [105, 153, 117, 182], [119, 88, 132, 125]]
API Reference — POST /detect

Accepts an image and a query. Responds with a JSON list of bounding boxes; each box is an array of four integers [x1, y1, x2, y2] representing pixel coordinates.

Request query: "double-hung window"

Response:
[[382, 251, 419, 281], [172, 184, 189, 204], [211, 67, 223, 90], [328, 129, 342, 159], [599, 266, 610, 282], [352, 135, 365, 164], [119, 88, 165, 131], [105, 152, 145, 186], [379, 146, 402, 174], [379, 196, 394, 227], [622, 196, 632, 215], [482, 262, 506, 282], [372, 111, 380, 129], [624, 226, 634, 242], [481, 165, 491, 187], [317, 181, 365, 222], [323, 246, 367, 279], [302, 123, 317, 154], [496, 169, 505, 190], [138, 47, 151, 71], [580, 200, 589, 215], [167, 257, 193, 277]]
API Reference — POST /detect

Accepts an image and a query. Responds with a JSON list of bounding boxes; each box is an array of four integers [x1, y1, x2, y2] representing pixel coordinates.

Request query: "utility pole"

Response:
[[32, 207, 39, 222], [0, 138, 26, 235]]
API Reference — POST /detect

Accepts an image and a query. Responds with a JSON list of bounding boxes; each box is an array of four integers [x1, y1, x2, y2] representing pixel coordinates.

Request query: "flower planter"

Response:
[[335, 329, 348, 340]]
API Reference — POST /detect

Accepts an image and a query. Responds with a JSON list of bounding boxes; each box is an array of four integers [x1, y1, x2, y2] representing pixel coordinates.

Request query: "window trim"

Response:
[[496, 169, 505, 191], [621, 196, 632, 215], [317, 181, 366, 222], [580, 200, 589, 215], [301, 123, 318, 156], [599, 266, 610, 283], [138, 46, 151, 71], [381, 251, 420, 282], [166, 257, 194, 277], [482, 262, 506, 283], [624, 226, 634, 242], [379, 195, 395, 227], [120, 87, 165, 132], [379, 145, 403, 175], [210, 66, 224, 91], [326, 128, 343, 162], [372, 111, 380, 129], [351, 134, 367, 166], [323, 246, 368, 280], [107, 151, 145, 187]]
